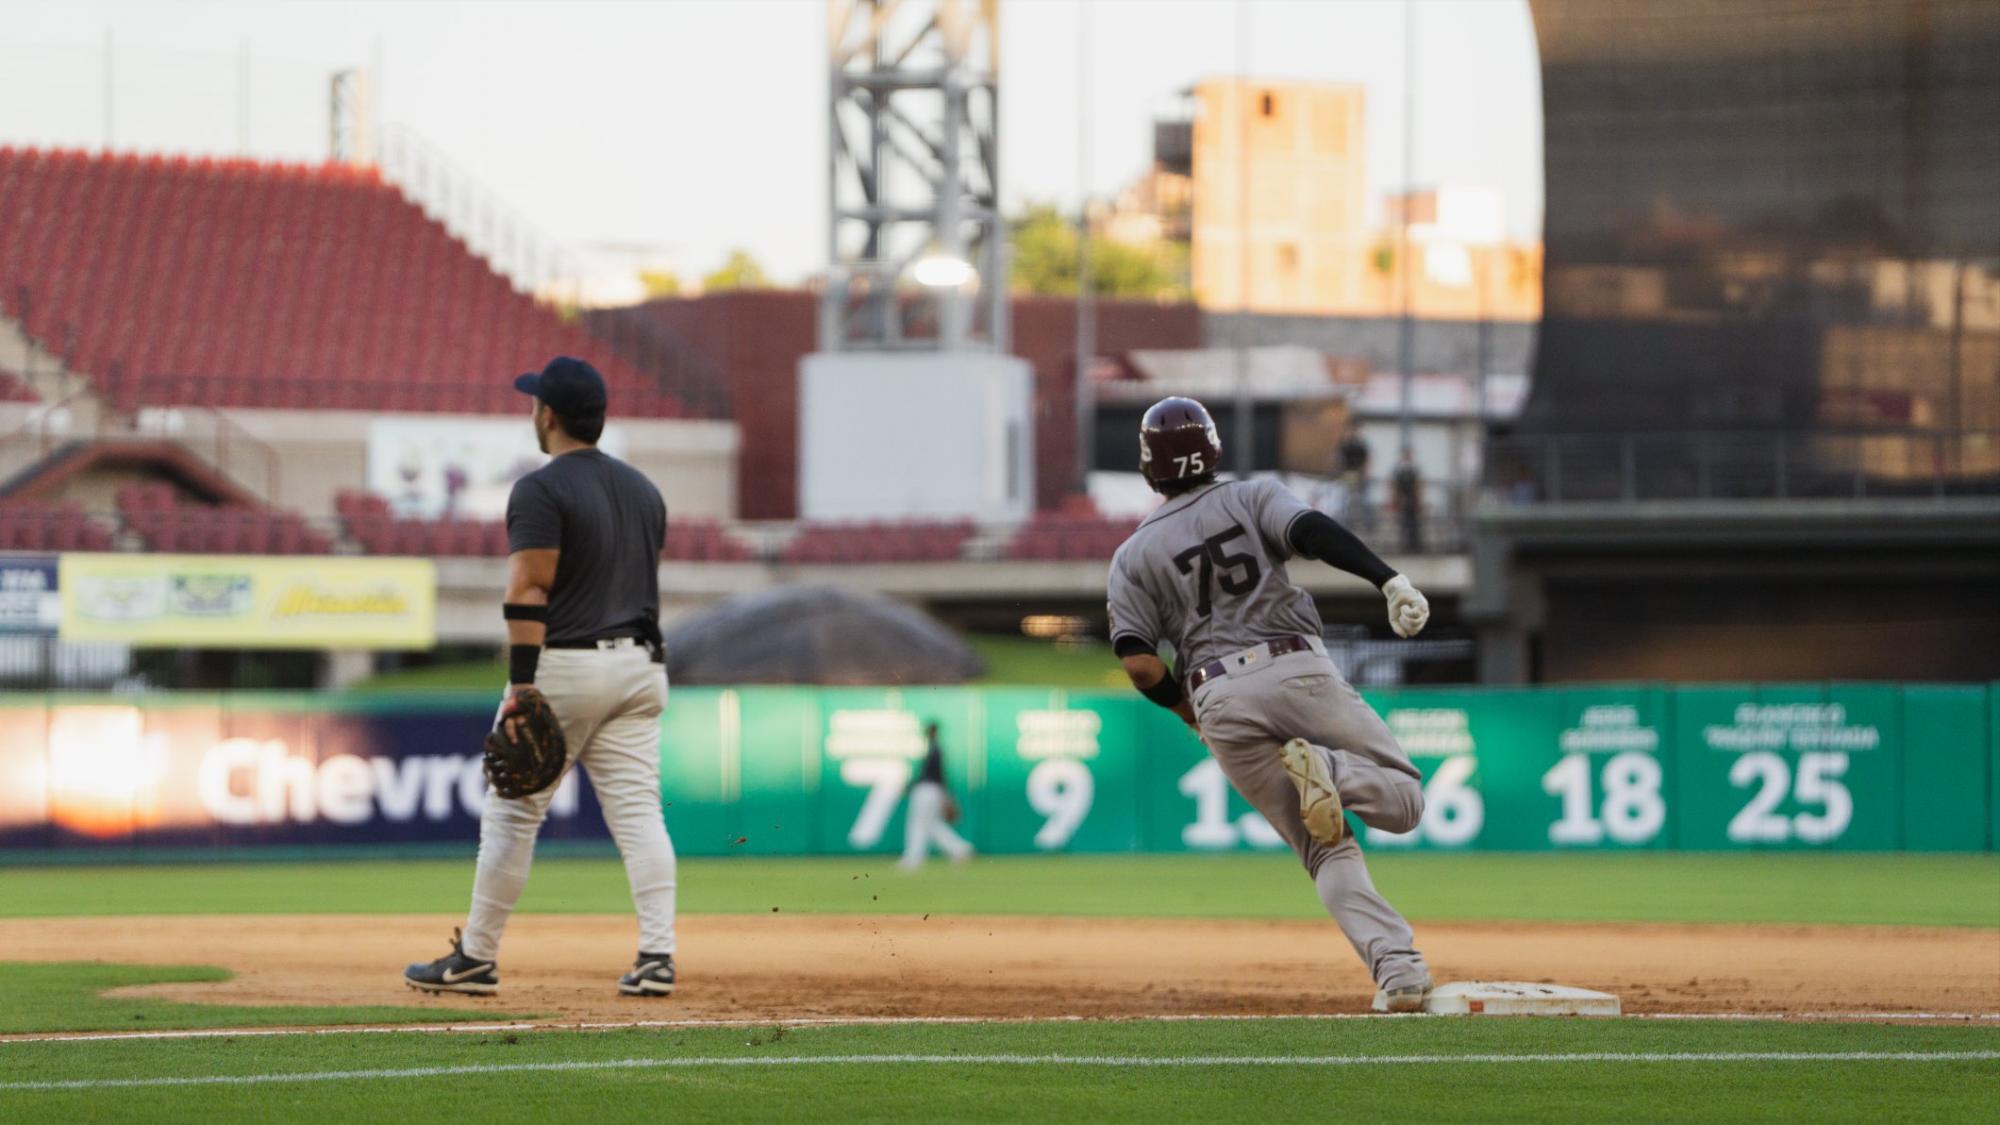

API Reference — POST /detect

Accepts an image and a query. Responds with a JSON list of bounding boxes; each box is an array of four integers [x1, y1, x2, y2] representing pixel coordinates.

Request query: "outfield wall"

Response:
[[0, 684, 1993, 859]]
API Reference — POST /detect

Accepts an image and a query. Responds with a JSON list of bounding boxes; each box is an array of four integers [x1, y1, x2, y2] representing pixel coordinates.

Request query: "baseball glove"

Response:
[[483, 687, 568, 800]]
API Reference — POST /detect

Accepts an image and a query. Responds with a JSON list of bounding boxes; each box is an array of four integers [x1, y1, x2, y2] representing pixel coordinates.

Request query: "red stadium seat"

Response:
[[779, 519, 975, 565], [0, 147, 689, 418]]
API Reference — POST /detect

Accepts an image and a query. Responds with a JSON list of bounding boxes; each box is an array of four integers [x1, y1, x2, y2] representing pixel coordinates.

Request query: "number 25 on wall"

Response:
[[1726, 751, 1853, 844]]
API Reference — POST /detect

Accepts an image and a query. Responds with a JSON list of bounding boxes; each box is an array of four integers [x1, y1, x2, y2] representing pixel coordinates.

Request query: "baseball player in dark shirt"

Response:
[[405, 357, 679, 999], [900, 721, 972, 869]]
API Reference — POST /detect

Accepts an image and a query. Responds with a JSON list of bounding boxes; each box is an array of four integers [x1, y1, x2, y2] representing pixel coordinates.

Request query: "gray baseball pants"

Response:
[[1190, 647, 1430, 991], [461, 643, 676, 960]]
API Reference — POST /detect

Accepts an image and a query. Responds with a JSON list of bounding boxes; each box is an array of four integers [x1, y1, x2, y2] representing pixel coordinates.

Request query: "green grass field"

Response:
[[2, 852, 1994, 1121], [351, 634, 1126, 693], [0, 963, 530, 1035], [3, 1015, 1995, 1122], [5, 852, 1996, 927]]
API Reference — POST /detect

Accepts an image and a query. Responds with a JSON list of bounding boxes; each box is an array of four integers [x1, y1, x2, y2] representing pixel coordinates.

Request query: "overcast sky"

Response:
[[0, 0, 1542, 283]]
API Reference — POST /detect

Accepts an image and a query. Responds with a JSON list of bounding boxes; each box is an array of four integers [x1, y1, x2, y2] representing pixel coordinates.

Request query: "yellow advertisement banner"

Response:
[[58, 554, 436, 650]]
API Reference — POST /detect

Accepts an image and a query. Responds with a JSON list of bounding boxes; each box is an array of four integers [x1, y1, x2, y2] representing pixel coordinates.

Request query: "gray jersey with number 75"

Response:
[[1107, 478, 1326, 674]]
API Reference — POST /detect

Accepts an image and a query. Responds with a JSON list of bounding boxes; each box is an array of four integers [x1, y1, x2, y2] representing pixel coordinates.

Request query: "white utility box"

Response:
[[799, 351, 1034, 523]]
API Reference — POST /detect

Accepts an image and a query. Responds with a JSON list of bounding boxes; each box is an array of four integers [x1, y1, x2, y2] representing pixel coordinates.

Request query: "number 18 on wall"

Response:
[[1541, 751, 1667, 846]]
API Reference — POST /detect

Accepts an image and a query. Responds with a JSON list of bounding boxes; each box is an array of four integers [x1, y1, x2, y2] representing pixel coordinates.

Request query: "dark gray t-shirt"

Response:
[[505, 448, 666, 645], [1107, 478, 1324, 672]]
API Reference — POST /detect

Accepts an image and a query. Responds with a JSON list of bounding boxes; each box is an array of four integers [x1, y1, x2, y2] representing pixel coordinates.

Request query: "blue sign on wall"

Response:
[[0, 556, 59, 634]]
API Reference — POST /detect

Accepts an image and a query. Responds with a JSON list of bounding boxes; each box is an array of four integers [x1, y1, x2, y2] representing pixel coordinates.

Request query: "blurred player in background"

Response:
[[1107, 396, 1435, 1012], [900, 720, 973, 869]]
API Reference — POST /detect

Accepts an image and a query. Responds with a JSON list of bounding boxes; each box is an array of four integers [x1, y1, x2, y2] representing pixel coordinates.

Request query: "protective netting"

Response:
[[1516, 0, 2000, 488]]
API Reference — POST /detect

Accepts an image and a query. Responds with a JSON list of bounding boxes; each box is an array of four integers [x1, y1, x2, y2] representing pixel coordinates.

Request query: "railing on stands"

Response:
[[1482, 430, 2000, 505], [0, 400, 279, 503], [1323, 625, 1475, 687], [1305, 475, 1473, 555], [578, 307, 733, 419], [129, 406, 281, 502], [376, 124, 581, 299], [0, 387, 91, 487]]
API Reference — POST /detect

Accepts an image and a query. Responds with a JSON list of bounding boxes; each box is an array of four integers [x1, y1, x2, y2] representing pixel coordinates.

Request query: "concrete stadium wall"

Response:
[[219, 408, 739, 520]]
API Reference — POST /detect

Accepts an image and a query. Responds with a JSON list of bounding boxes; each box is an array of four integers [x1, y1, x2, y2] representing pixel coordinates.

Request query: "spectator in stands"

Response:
[[1392, 447, 1424, 553], [1337, 425, 1373, 530]]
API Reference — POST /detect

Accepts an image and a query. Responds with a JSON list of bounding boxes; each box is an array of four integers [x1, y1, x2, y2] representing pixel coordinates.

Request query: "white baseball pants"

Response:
[[899, 780, 972, 868], [460, 644, 676, 960]]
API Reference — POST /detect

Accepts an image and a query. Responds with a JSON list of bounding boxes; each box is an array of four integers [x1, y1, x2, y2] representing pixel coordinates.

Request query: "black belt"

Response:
[[545, 636, 639, 649], [546, 636, 665, 664], [1186, 635, 1318, 692]]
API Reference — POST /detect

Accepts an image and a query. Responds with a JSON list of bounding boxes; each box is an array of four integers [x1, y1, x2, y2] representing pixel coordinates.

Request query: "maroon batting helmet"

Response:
[[1139, 396, 1223, 486]]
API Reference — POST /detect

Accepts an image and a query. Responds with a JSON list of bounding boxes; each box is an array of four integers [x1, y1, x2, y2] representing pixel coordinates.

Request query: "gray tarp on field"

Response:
[[662, 584, 983, 686]]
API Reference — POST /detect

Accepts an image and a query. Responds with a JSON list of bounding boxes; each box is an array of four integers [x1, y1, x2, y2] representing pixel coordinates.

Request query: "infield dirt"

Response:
[[1, 914, 1991, 1025]]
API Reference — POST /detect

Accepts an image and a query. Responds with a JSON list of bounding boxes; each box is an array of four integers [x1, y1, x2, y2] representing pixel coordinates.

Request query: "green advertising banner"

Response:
[[1990, 683, 2000, 851], [3, 682, 1994, 858], [1900, 685, 1989, 853], [1672, 685, 1900, 851]]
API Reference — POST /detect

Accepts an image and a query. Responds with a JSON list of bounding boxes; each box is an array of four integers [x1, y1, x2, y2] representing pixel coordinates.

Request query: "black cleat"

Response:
[[403, 927, 499, 996], [618, 952, 676, 998]]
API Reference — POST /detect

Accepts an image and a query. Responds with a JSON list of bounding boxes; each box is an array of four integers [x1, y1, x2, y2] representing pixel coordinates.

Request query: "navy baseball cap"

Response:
[[514, 356, 608, 416]]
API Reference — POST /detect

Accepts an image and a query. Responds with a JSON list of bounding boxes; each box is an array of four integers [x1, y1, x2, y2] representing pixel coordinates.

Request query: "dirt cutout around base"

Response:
[[2, 913, 1993, 1027]]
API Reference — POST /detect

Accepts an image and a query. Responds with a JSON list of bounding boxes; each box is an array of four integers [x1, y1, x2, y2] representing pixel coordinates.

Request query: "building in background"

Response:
[[1101, 78, 1540, 322], [1521, 0, 1999, 467], [1471, 0, 2000, 686], [1186, 78, 1371, 315]]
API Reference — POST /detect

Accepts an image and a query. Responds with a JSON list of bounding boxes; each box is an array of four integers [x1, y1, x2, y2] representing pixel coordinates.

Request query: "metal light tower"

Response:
[[823, 0, 1005, 352]]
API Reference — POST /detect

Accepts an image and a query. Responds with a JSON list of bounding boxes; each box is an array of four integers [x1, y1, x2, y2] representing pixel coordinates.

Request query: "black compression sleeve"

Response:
[[1112, 634, 1157, 659], [1288, 511, 1398, 588]]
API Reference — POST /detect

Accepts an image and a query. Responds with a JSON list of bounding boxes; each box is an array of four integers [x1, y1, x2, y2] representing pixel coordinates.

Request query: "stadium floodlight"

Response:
[[824, 0, 1003, 352], [912, 255, 977, 290]]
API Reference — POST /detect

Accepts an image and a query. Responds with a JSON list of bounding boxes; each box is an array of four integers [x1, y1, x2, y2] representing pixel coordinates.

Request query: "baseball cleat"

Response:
[[1378, 978, 1433, 1013], [403, 927, 498, 996], [619, 952, 676, 997], [1280, 738, 1346, 844]]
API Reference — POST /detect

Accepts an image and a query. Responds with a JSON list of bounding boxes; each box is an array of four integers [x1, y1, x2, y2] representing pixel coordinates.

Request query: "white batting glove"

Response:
[[1383, 574, 1429, 639]]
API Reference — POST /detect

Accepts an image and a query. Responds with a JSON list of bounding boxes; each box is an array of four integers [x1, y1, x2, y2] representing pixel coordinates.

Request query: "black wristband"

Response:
[[503, 603, 548, 622], [508, 644, 541, 685], [1139, 674, 1185, 710]]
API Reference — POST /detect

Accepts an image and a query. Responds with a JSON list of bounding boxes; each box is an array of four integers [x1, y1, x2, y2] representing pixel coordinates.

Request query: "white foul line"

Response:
[[6, 1009, 1999, 1045], [6, 1051, 1998, 1092]]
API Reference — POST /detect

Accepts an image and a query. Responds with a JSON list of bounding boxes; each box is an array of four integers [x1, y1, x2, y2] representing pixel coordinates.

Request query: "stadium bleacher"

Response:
[[780, 519, 976, 564], [116, 482, 332, 555], [335, 489, 753, 561], [0, 147, 684, 417], [1004, 503, 1140, 561], [0, 500, 113, 551], [0, 369, 39, 402]]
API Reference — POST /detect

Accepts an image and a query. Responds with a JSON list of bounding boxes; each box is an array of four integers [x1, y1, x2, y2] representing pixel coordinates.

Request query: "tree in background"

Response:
[[702, 250, 769, 292], [639, 268, 682, 299], [1009, 204, 1187, 300]]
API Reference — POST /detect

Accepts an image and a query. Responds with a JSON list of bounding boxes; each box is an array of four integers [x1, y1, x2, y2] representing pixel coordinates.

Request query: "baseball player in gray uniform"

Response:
[[1107, 396, 1435, 1012]]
